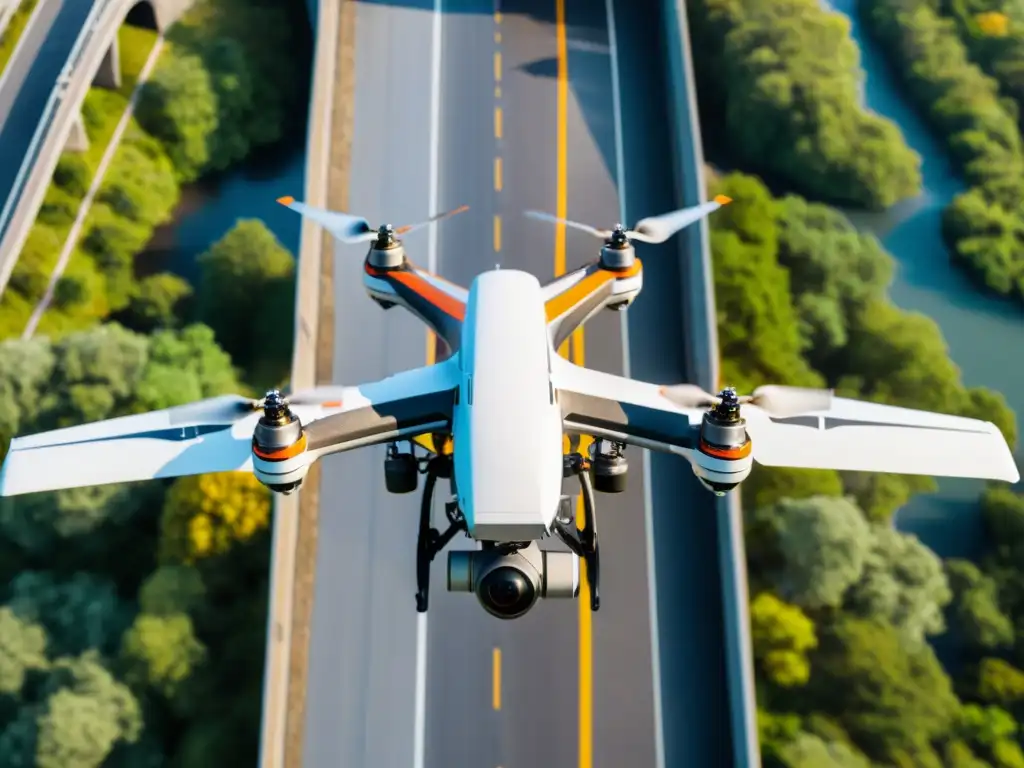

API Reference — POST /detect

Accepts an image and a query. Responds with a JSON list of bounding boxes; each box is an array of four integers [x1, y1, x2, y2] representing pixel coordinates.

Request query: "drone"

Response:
[[0, 195, 1018, 622]]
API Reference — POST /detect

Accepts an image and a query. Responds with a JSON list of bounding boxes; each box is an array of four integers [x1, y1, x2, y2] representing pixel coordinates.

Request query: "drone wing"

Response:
[[742, 397, 1020, 483], [550, 357, 699, 455], [0, 360, 462, 497]]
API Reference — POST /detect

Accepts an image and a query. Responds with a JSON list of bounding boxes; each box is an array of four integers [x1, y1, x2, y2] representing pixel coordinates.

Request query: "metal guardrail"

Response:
[[0, 0, 117, 258]]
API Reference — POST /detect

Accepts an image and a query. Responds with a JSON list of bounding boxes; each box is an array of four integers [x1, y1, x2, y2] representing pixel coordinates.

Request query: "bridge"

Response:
[[260, 0, 760, 767], [0, 0, 192, 288]]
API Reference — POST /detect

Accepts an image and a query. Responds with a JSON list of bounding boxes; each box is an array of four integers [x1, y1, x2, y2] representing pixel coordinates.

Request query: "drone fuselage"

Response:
[[452, 270, 564, 541]]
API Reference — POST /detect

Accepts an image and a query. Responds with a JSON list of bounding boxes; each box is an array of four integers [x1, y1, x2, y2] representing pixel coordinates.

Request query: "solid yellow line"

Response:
[[492, 648, 502, 710], [550, 0, 591, 765], [494, 50, 502, 82], [495, 106, 503, 138], [494, 215, 502, 252], [495, 156, 503, 191]]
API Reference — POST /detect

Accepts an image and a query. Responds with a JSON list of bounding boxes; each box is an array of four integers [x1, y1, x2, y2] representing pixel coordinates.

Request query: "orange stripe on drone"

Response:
[[544, 259, 643, 321], [699, 438, 752, 460], [365, 264, 466, 321], [253, 433, 308, 461]]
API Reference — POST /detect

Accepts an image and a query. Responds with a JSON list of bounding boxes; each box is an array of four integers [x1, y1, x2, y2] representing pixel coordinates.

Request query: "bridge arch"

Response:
[[125, 1, 159, 31]]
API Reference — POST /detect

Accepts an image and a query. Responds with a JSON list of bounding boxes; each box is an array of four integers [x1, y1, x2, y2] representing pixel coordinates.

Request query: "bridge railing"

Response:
[[0, 0, 118, 264]]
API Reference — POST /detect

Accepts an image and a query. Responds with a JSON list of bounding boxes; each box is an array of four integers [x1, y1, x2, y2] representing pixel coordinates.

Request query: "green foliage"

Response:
[[52, 154, 90, 198], [688, 0, 921, 208], [749, 592, 818, 687], [946, 560, 1014, 651], [807, 617, 960, 763], [861, 0, 1024, 303], [747, 495, 872, 610], [0, 608, 49, 696], [138, 565, 206, 618], [122, 273, 194, 333], [97, 141, 179, 229], [121, 614, 207, 705], [6, 572, 130, 658], [194, 219, 295, 376], [0, 653, 143, 768], [977, 658, 1024, 706], [777, 731, 873, 768], [844, 527, 952, 644]]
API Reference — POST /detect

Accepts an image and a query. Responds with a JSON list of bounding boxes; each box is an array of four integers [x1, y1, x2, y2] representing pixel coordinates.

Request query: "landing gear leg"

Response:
[[553, 452, 601, 612], [415, 455, 465, 613]]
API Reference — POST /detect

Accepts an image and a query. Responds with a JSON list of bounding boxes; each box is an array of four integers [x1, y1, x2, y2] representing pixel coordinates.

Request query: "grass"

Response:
[[0, 22, 161, 340], [0, 0, 39, 77]]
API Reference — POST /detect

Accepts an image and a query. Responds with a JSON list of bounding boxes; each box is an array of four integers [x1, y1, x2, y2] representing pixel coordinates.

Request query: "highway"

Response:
[[297, 0, 743, 767], [0, 0, 94, 215]]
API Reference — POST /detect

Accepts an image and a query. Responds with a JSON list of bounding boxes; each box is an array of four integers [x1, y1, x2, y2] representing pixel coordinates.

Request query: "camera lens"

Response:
[[477, 565, 537, 619]]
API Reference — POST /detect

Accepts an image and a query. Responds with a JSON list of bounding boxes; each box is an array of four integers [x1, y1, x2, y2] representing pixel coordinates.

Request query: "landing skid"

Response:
[[412, 450, 602, 614]]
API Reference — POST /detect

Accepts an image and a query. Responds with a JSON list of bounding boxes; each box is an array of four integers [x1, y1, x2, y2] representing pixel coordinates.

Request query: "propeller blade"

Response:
[[627, 196, 732, 244], [524, 210, 612, 239], [743, 385, 834, 418], [276, 196, 376, 244], [395, 205, 470, 236], [659, 384, 721, 410]]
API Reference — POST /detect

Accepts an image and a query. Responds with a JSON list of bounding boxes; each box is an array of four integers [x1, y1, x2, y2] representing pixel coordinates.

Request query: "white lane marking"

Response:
[[414, 2, 443, 767], [603, 0, 666, 767]]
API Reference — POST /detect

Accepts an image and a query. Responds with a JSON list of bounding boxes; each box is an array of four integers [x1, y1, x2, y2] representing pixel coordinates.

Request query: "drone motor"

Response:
[[366, 225, 406, 269], [252, 390, 309, 494], [690, 387, 753, 495]]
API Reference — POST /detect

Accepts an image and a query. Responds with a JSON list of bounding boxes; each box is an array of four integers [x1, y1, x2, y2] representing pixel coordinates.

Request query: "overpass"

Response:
[[0, 0, 193, 290], [260, 0, 760, 767]]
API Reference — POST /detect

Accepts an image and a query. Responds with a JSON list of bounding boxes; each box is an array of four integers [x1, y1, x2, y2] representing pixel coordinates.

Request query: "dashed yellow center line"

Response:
[[492, 648, 502, 710], [495, 85, 501, 98], [494, 50, 502, 81], [493, 215, 502, 252], [495, 30, 501, 43], [495, 10, 502, 23], [494, 156, 503, 191], [494, 106, 503, 138]]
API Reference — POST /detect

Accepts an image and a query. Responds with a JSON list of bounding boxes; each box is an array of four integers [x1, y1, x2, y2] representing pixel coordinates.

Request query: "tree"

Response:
[[844, 527, 952, 644], [6, 571, 130, 658], [53, 155, 91, 198], [159, 472, 272, 565], [0, 607, 49, 696], [977, 658, 1024, 707], [747, 495, 872, 609], [0, 654, 143, 768], [138, 565, 206, 617], [194, 220, 295, 370], [689, 0, 921, 208], [96, 140, 178, 229], [133, 324, 241, 412], [749, 592, 817, 688], [777, 732, 872, 768], [741, 466, 844, 515], [122, 273, 194, 333], [136, 52, 218, 182], [982, 487, 1024, 565], [946, 560, 1014, 651], [807, 617, 960, 763], [120, 613, 207, 706]]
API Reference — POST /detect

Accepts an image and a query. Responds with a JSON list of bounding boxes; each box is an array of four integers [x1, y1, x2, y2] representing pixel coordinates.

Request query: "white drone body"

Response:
[[0, 197, 1018, 619]]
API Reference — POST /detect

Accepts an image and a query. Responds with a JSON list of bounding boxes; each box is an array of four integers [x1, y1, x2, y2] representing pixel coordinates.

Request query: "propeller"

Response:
[[524, 195, 732, 245], [276, 196, 469, 245], [168, 388, 349, 426], [659, 384, 834, 419]]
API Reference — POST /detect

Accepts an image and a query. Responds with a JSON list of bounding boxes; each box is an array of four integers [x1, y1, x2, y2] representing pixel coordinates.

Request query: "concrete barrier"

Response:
[[658, 1, 760, 766]]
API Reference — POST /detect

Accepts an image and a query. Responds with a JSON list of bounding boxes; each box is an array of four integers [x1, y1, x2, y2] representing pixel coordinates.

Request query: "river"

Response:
[[818, 0, 1024, 559]]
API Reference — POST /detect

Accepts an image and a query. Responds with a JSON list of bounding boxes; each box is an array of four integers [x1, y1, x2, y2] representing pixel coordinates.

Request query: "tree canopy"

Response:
[[688, 0, 921, 209]]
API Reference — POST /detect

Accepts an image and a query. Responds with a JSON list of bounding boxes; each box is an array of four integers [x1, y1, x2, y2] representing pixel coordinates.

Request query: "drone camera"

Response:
[[591, 439, 628, 494], [447, 542, 579, 620]]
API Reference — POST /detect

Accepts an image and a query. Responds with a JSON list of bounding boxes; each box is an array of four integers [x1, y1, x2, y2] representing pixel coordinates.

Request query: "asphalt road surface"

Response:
[[0, 0, 95, 221], [302, 0, 734, 766]]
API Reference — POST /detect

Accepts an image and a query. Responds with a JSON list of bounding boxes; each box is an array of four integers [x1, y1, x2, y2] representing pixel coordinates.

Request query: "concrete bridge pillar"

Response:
[[94, 36, 121, 90], [66, 113, 89, 153]]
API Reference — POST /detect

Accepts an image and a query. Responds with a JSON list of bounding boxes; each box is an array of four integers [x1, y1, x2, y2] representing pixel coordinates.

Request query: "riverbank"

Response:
[[826, 0, 1024, 558]]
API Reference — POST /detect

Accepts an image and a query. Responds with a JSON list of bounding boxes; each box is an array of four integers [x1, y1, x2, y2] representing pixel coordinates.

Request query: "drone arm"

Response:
[[541, 260, 643, 350], [302, 357, 460, 460], [551, 357, 698, 456], [362, 259, 467, 354]]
